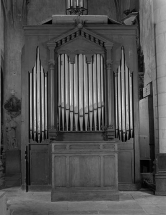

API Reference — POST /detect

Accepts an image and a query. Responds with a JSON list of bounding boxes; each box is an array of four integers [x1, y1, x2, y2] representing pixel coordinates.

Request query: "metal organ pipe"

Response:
[[44, 71, 48, 139], [65, 54, 69, 131], [121, 47, 126, 141], [61, 54, 65, 131], [29, 47, 48, 142], [114, 71, 118, 138], [114, 47, 134, 141], [29, 71, 33, 139], [84, 55, 88, 131], [79, 54, 84, 131], [129, 71, 133, 137], [58, 55, 61, 131], [69, 62, 74, 131], [74, 55, 79, 131], [88, 62, 93, 131], [125, 65, 130, 140], [93, 55, 97, 131], [100, 55, 104, 130], [36, 48, 41, 142], [97, 54, 101, 131], [33, 64, 37, 141], [58, 53, 105, 131], [117, 65, 122, 140], [41, 65, 45, 141]]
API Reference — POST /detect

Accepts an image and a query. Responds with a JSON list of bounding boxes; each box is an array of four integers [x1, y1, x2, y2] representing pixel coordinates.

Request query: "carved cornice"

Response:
[[47, 27, 114, 50]]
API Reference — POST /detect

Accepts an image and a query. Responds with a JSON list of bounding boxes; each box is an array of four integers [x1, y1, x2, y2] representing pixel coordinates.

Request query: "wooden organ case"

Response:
[[21, 17, 140, 200]]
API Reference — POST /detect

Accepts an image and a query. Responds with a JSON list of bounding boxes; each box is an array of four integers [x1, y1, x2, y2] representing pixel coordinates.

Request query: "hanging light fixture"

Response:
[[66, 0, 88, 15]]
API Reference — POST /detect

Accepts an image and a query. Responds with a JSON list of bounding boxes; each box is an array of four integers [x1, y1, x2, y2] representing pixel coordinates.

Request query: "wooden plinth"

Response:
[[51, 141, 119, 201]]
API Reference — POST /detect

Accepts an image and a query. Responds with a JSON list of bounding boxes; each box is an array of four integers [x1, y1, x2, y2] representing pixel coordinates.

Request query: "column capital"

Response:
[[106, 60, 113, 65], [114, 71, 118, 77], [106, 63, 112, 70], [48, 46, 55, 51], [105, 43, 113, 50], [49, 59, 55, 66]]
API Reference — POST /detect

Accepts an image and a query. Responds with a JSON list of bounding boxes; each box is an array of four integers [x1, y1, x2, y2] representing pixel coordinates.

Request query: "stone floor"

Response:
[[2, 187, 166, 215]]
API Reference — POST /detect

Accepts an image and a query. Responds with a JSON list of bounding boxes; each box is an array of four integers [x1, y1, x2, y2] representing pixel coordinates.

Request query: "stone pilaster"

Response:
[[153, 0, 166, 195]]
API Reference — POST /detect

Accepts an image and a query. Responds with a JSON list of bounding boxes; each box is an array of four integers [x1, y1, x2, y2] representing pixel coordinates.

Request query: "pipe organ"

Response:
[[58, 53, 105, 132], [29, 47, 48, 143], [114, 47, 134, 142], [22, 19, 140, 198]]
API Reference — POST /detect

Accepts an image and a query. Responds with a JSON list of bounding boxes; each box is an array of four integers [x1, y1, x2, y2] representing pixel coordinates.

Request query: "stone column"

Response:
[[153, 0, 166, 195]]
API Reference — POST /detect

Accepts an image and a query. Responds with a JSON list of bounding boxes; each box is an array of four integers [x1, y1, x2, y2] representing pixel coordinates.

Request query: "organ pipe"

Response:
[[29, 71, 32, 139], [125, 65, 130, 140], [74, 55, 79, 131], [29, 47, 48, 142], [79, 54, 84, 131], [61, 55, 65, 131], [65, 54, 69, 131], [69, 62, 74, 131], [58, 53, 105, 132], [93, 55, 97, 131], [129, 71, 133, 137], [117, 65, 122, 140], [44, 71, 48, 139], [115, 47, 134, 142], [84, 55, 88, 131], [121, 47, 126, 141], [33, 64, 37, 141], [114, 72, 118, 138], [97, 54, 101, 131], [58, 55, 61, 130], [88, 62, 93, 131], [41, 65, 45, 141], [100, 55, 104, 130], [37, 48, 41, 142]]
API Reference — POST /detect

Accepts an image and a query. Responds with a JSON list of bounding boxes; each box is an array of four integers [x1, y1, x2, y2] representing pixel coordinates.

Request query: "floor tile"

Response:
[[2, 188, 166, 215]]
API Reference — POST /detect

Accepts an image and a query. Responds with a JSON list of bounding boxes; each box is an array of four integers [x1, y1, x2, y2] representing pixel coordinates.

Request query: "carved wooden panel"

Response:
[[29, 144, 50, 185], [52, 141, 118, 201], [104, 155, 116, 186], [69, 155, 101, 187], [118, 142, 134, 184], [54, 156, 66, 187]]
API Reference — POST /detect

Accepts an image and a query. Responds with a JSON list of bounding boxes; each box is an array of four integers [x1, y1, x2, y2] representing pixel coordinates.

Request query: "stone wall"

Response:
[[27, 0, 117, 25], [0, 0, 5, 153], [153, 0, 166, 153], [0, 0, 5, 187], [139, 0, 158, 154], [3, 0, 25, 155], [139, 0, 156, 86]]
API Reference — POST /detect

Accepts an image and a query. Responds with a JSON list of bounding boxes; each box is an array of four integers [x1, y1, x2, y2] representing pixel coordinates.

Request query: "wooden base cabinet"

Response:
[[51, 141, 119, 201]]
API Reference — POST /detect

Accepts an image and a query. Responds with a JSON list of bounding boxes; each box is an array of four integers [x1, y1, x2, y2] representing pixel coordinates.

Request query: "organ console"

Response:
[[22, 16, 140, 200]]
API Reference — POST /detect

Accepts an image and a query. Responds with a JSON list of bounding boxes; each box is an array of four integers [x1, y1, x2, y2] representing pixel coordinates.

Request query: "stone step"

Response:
[[0, 191, 10, 215]]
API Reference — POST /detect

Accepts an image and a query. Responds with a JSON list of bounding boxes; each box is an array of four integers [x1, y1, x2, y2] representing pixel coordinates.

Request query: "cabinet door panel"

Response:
[[118, 151, 133, 183], [29, 145, 50, 185]]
